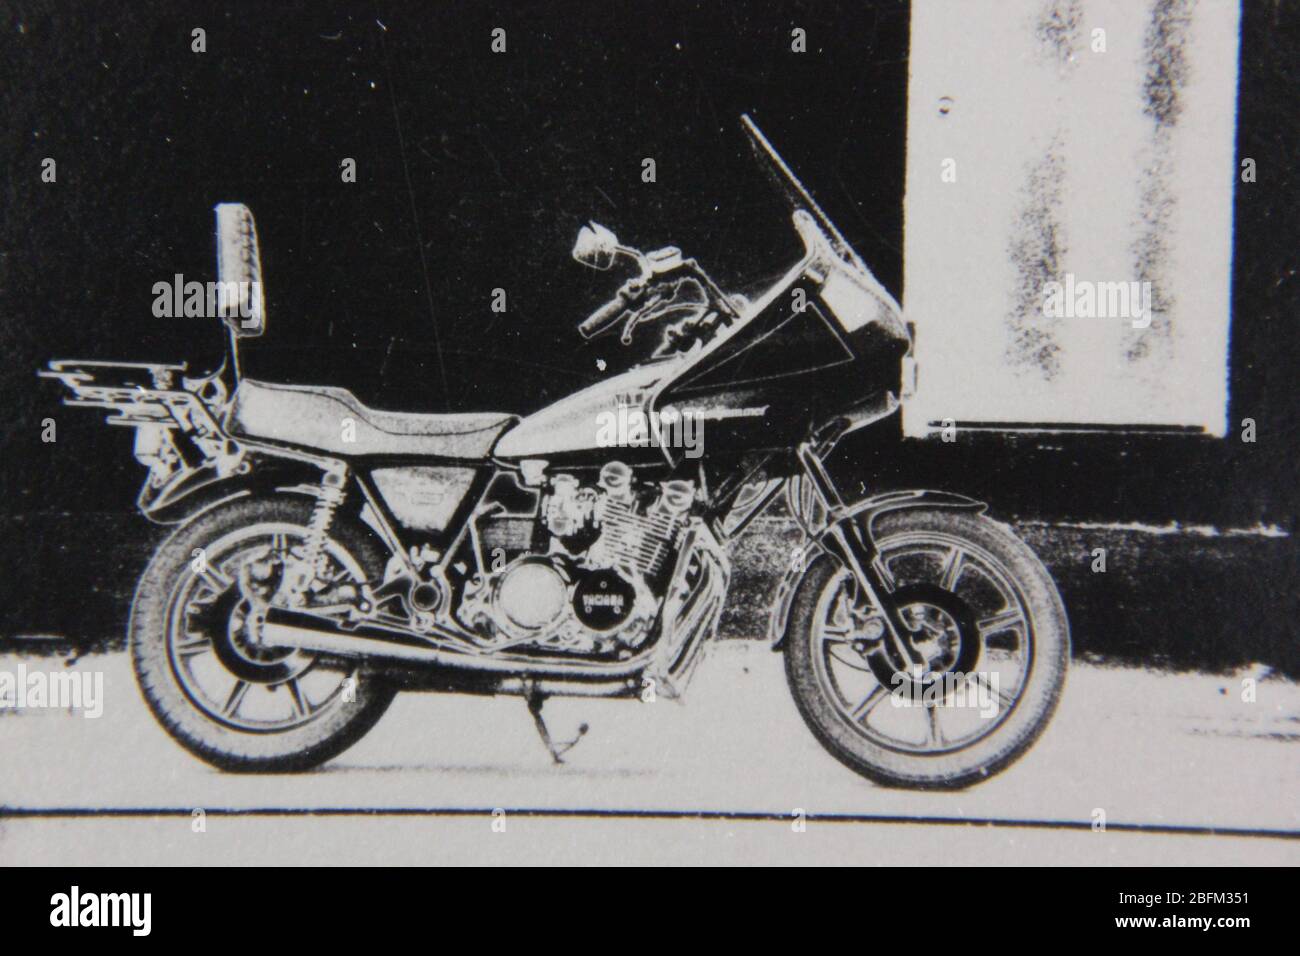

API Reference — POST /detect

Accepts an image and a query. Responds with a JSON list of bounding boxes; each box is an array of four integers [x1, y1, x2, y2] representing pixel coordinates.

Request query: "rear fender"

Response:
[[140, 455, 333, 524], [766, 489, 986, 648]]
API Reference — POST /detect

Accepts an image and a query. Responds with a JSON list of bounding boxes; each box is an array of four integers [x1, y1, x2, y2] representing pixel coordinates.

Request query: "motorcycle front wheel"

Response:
[[130, 494, 396, 772], [784, 508, 1068, 789]]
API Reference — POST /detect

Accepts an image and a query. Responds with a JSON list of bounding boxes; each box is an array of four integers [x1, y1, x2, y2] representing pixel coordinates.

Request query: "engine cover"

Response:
[[572, 568, 636, 631], [459, 553, 657, 654], [493, 558, 569, 638]]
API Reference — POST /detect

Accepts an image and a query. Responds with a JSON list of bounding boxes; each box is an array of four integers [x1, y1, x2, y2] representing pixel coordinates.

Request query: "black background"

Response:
[[0, 1, 1296, 667], [1, 0, 908, 486]]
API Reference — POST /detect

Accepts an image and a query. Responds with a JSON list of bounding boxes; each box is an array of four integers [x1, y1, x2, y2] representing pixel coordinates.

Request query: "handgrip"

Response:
[[578, 294, 630, 339]]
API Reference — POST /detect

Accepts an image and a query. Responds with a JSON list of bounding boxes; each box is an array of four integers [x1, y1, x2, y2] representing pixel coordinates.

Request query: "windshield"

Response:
[[740, 114, 871, 277]]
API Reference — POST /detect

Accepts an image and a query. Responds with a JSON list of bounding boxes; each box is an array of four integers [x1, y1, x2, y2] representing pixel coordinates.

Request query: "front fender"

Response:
[[765, 489, 986, 648]]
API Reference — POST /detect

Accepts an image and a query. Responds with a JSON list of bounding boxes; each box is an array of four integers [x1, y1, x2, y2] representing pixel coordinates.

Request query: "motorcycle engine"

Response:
[[460, 462, 694, 655]]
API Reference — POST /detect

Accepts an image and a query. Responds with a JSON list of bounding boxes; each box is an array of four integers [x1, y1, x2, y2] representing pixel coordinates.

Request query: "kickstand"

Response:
[[525, 690, 588, 764]]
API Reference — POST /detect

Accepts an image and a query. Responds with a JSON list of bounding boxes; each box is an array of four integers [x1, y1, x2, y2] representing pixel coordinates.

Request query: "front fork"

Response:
[[795, 440, 924, 671]]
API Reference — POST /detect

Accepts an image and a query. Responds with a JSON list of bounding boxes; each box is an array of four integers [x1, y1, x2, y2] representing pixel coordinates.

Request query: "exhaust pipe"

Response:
[[259, 607, 648, 681]]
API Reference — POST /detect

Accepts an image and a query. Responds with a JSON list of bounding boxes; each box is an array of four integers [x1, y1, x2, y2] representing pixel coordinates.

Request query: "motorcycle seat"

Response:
[[229, 379, 516, 459]]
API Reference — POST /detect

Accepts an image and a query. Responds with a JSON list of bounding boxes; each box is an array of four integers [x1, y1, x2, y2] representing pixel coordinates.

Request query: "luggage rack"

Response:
[[38, 359, 229, 441], [39, 359, 244, 519]]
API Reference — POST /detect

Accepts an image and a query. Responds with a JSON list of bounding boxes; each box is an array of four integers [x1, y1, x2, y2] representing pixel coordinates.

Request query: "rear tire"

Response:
[[784, 508, 1068, 789], [130, 494, 396, 772]]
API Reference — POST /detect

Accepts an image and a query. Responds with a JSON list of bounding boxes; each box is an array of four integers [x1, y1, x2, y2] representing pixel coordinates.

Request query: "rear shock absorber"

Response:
[[285, 465, 347, 605]]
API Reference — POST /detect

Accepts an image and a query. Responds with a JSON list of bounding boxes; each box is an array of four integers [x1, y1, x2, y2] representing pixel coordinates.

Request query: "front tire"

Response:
[[130, 494, 396, 772], [784, 508, 1068, 789]]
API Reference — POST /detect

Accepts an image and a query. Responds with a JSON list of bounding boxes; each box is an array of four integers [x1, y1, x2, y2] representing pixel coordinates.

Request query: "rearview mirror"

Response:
[[572, 221, 620, 271], [214, 202, 266, 337]]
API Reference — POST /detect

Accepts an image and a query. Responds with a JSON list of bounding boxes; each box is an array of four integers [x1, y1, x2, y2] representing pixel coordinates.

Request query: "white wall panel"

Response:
[[902, 0, 1239, 435]]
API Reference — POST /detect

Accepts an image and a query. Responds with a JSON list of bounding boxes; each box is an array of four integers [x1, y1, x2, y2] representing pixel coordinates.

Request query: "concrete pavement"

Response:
[[1, 643, 1297, 864]]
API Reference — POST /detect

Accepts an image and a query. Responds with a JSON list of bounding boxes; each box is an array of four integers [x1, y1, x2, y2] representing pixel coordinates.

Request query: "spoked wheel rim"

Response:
[[811, 531, 1034, 756], [165, 522, 365, 733]]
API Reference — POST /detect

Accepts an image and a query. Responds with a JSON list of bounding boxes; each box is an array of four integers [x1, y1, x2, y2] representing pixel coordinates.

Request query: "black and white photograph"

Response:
[[0, 0, 1296, 893]]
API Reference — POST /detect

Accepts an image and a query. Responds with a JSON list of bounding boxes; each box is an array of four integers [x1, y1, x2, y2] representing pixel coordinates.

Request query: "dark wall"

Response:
[[0, 0, 908, 515]]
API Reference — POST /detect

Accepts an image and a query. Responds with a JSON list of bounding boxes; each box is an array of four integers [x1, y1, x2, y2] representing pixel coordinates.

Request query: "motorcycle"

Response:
[[40, 116, 1067, 788]]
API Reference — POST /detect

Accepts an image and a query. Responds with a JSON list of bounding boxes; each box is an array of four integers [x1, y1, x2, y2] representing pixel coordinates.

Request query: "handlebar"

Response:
[[579, 278, 652, 339], [579, 260, 736, 346], [578, 293, 632, 339]]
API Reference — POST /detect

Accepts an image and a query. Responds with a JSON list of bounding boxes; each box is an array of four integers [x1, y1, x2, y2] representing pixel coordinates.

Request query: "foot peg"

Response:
[[525, 692, 588, 764]]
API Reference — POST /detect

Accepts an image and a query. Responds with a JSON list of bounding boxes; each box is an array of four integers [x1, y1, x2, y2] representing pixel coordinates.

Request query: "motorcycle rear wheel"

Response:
[[130, 494, 396, 772], [784, 508, 1068, 789]]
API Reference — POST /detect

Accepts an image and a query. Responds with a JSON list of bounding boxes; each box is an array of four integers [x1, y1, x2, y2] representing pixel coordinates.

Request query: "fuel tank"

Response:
[[492, 362, 678, 461]]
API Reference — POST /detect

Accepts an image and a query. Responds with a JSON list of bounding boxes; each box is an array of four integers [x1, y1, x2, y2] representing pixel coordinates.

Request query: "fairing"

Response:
[[496, 214, 909, 464]]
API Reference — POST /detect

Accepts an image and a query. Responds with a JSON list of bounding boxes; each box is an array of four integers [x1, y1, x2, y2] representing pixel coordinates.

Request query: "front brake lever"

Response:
[[618, 279, 708, 346], [620, 293, 666, 345]]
